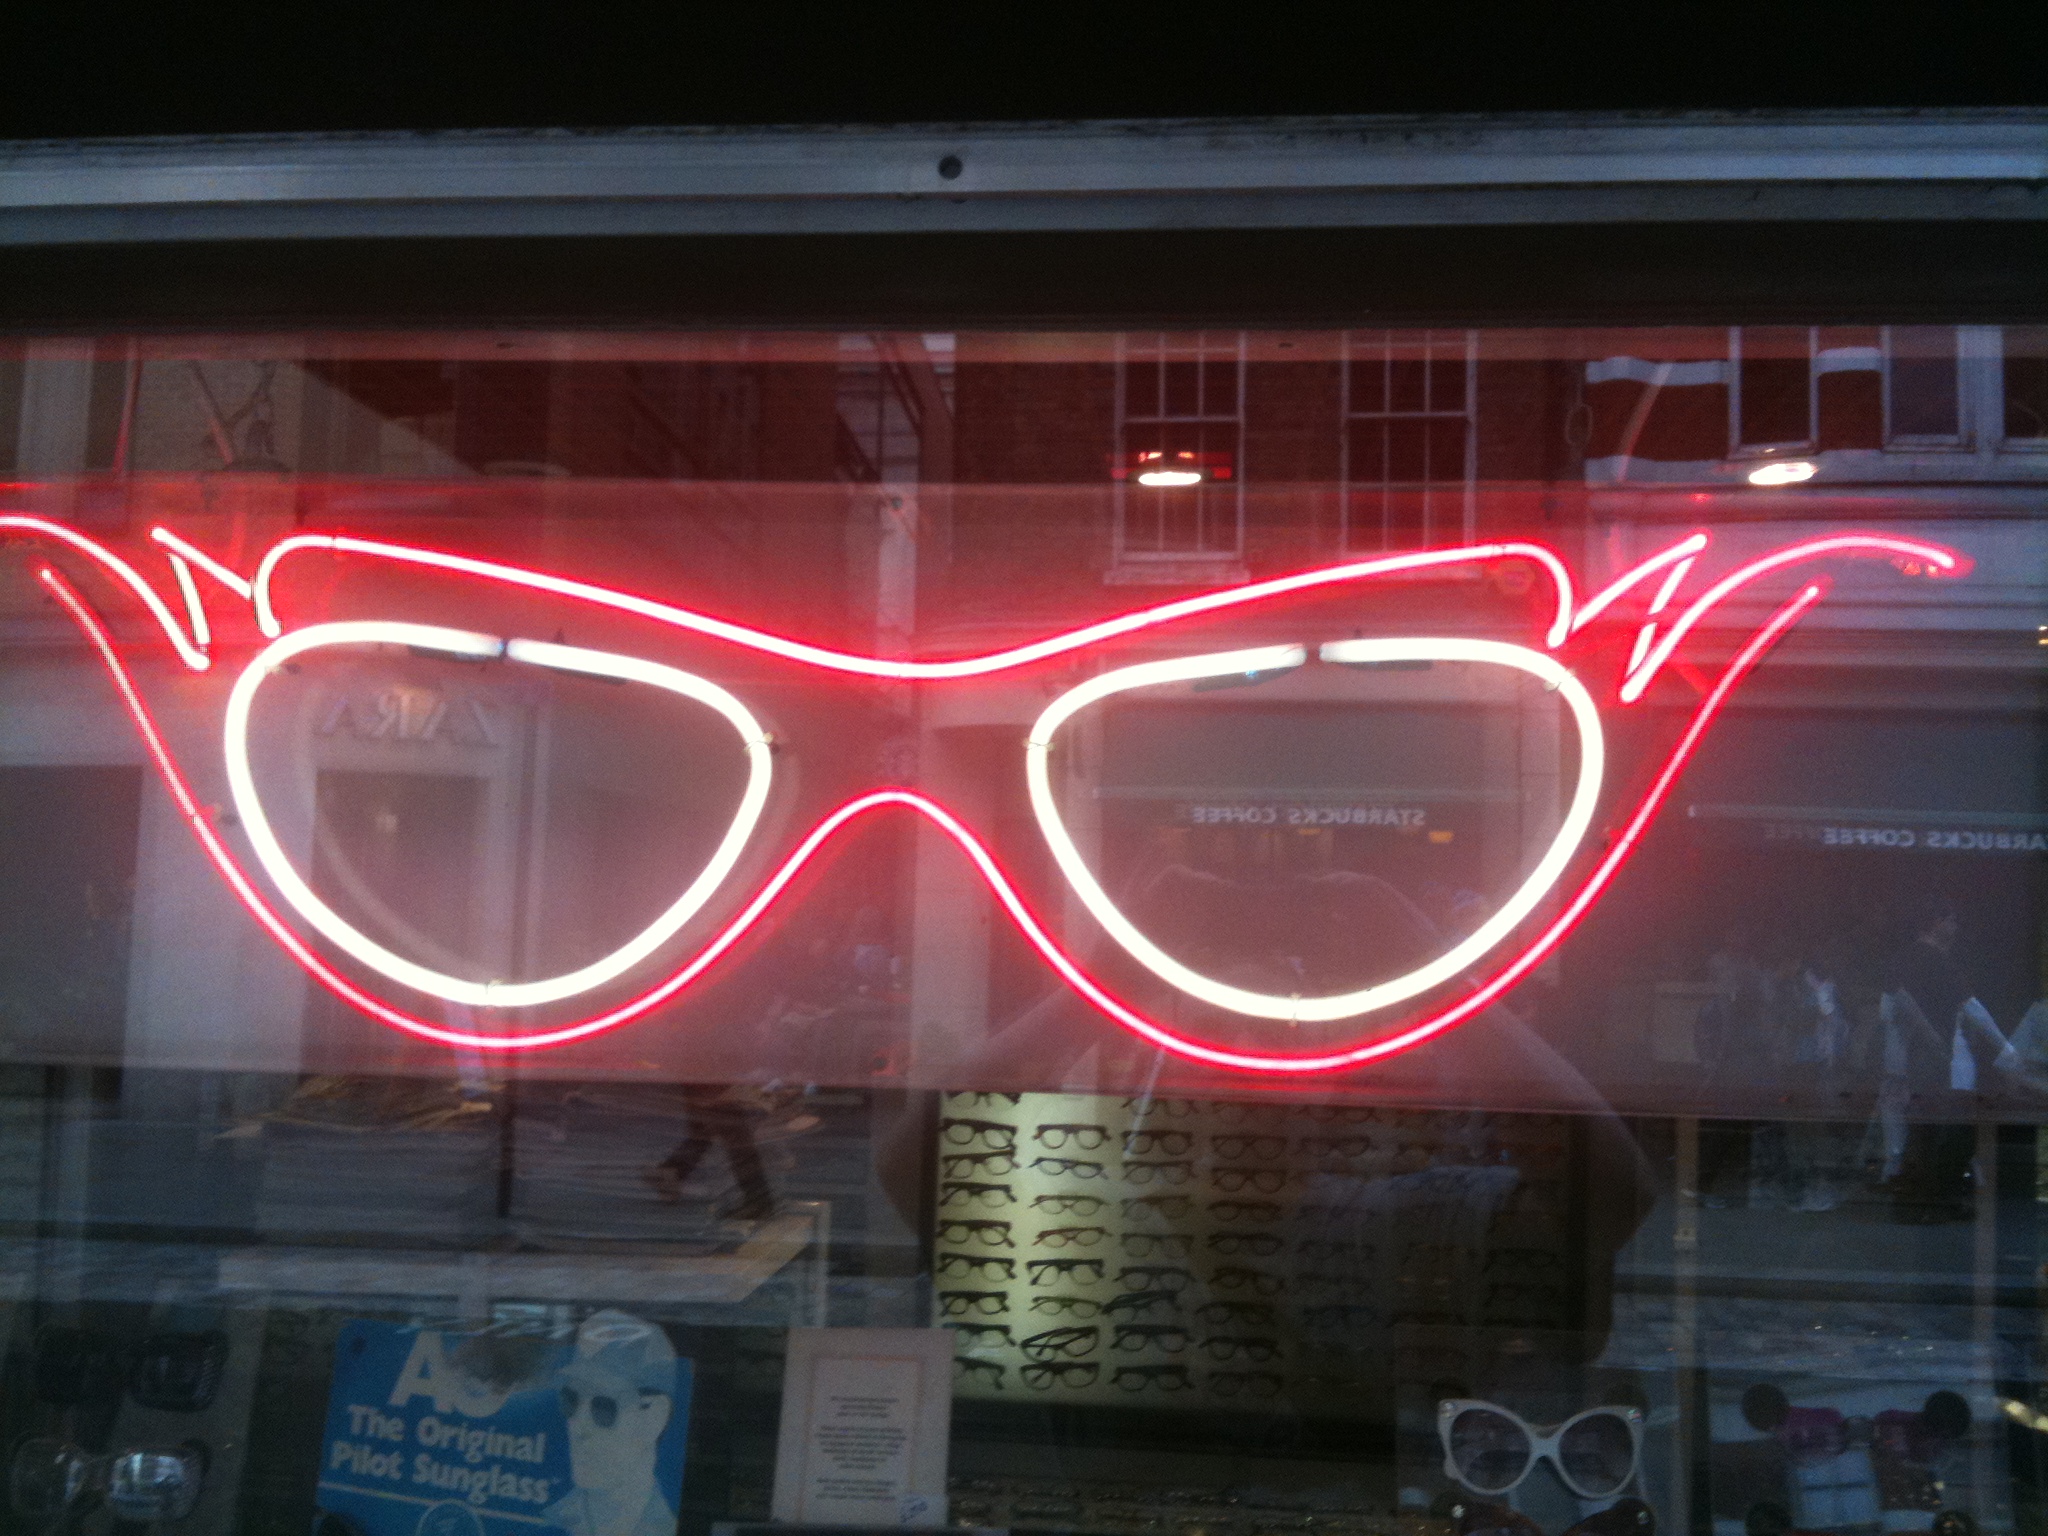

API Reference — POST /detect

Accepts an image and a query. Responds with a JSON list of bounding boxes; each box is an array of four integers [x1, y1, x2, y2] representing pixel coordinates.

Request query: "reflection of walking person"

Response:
[[1882, 897, 2013, 1224], [543, 1311, 680, 1536], [643, 1084, 775, 1220]]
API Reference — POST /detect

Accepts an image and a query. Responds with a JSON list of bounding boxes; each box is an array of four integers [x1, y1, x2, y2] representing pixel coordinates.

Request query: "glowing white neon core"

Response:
[[1136, 469, 1204, 487], [1747, 460, 1817, 486], [1024, 637, 1604, 1023], [222, 622, 774, 1008]]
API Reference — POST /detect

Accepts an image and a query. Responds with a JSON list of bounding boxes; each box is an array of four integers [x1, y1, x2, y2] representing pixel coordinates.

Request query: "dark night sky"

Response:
[[5, 1, 2043, 141]]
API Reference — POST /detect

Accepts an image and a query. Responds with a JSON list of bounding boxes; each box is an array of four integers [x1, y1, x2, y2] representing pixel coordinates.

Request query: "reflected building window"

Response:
[[1112, 332, 1245, 580], [1342, 330, 1474, 551]]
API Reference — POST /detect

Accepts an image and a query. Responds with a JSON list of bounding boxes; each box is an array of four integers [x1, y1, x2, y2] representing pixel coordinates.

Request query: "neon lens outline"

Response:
[[222, 621, 774, 1010], [1023, 638, 1605, 1022]]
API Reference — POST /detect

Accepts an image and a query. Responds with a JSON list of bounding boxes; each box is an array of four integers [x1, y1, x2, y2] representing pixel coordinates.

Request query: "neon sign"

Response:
[[0, 514, 1965, 1074]]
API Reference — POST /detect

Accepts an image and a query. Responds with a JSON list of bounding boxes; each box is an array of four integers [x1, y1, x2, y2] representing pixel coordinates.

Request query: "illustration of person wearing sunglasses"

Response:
[[542, 1311, 682, 1536]]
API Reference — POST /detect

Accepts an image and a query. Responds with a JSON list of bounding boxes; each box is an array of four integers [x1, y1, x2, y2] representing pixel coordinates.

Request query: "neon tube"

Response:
[[148, 526, 254, 600], [39, 561, 1829, 1069], [1619, 533, 1961, 702], [23, 519, 1960, 1071], [1568, 532, 1710, 634], [222, 623, 775, 1009], [1025, 639, 1601, 1023], [0, 516, 210, 670], [251, 532, 1579, 659], [166, 556, 210, 650]]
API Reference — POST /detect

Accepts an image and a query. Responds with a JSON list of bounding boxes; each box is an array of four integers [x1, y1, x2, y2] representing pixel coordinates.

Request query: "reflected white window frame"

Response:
[[1880, 324, 1969, 451], [1110, 331, 1248, 582], [1995, 325, 2048, 454], [1728, 325, 1818, 457], [1339, 329, 1477, 553]]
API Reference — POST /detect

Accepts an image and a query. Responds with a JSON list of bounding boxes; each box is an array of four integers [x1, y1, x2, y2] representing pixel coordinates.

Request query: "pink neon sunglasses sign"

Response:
[[0, 513, 1966, 1075]]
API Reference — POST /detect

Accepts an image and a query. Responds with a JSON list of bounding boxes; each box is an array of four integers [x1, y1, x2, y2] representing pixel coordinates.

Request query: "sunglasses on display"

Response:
[[1026, 1258, 1106, 1285], [1113, 1364, 1195, 1393], [938, 1291, 1010, 1317], [1035, 1124, 1110, 1150], [938, 1220, 1015, 1248], [1124, 1129, 1193, 1156], [1437, 1400, 1644, 1501], [1208, 1199, 1282, 1224], [1022, 1361, 1100, 1390], [936, 1253, 1017, 1281], [1211, 1134, 1287, 1160], [1029, 1295, 1103, 1318], [949, 1092, 1022, 1109], [1300, 1135, 1375, 1158], [5, 518, 1960, 1075], [1123, 1160, 1194, 1186], [1112, 1325, 1190, 1353], [1206, 1231, 1284, 1257], [940, 1181, 1017, 1208], [1122, 1097, 1198, 1118], [1103, 1291, 1183, 1320], [941, 1151, 1017, 1178], [1123, 1195, 1196, 1221], [1120, 1232, 1193, 1258], [1199, 1336, 1282, 1362], [1196, 1300, 1275, 1328], [1211, 1167, 1289, 1194], [1034, 1193, 1106, 1216], [1021, 1326, 1100, 1362], [1116, 1263, 1196, 1291], [1209, 1266, 1285, 1295], [941, 1119, 1017, 1150], [1032, 1157, 1106, 1180], [946, 1323, 1015, 1348], [1035, 1226, 1109, 1249]]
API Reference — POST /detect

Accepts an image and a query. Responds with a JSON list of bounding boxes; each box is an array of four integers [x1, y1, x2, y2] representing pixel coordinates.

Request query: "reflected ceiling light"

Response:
[[1747, 460, 1817, 486]]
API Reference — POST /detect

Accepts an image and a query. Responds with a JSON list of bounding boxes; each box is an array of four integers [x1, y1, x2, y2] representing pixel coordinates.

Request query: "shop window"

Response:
[[1342, 330, 1473, 550], [2002, 326, 2048, 443], [1112, 332, 1245, 577], [1734, 327, 1815, 451], [1883, 325, 1963, 444]]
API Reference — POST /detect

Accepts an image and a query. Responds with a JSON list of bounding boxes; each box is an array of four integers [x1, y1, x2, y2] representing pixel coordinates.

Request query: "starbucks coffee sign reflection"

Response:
[[1177, 801, 1430, 830]]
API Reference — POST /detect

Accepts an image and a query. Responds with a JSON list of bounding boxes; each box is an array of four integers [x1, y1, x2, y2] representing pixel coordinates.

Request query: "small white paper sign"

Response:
[[771, 1328, 952, 1528]]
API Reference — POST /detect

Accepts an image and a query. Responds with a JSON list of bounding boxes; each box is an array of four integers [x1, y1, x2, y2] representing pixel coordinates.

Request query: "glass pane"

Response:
[[1738, 327, 1812, 446], [1890, 325, 1961, 437], [0, 322, 2037, 1536]]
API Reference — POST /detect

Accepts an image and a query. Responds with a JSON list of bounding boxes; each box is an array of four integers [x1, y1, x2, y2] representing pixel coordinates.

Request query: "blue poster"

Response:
[[318, 1311, 692, 1536]]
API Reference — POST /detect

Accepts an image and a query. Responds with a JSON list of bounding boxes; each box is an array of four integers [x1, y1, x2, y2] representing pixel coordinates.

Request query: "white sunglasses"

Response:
[[1438, 1399, 1643, 1501]]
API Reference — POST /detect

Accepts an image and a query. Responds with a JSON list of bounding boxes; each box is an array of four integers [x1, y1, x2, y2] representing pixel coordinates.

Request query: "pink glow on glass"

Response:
[[1568, 532, 1710, 634], [148, 526, 254, 600], [1618, 533, 1964, 702], [0, 516, 211, 670], [250, 532, 1580, 661], [42, 558, 1825, 1072]]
